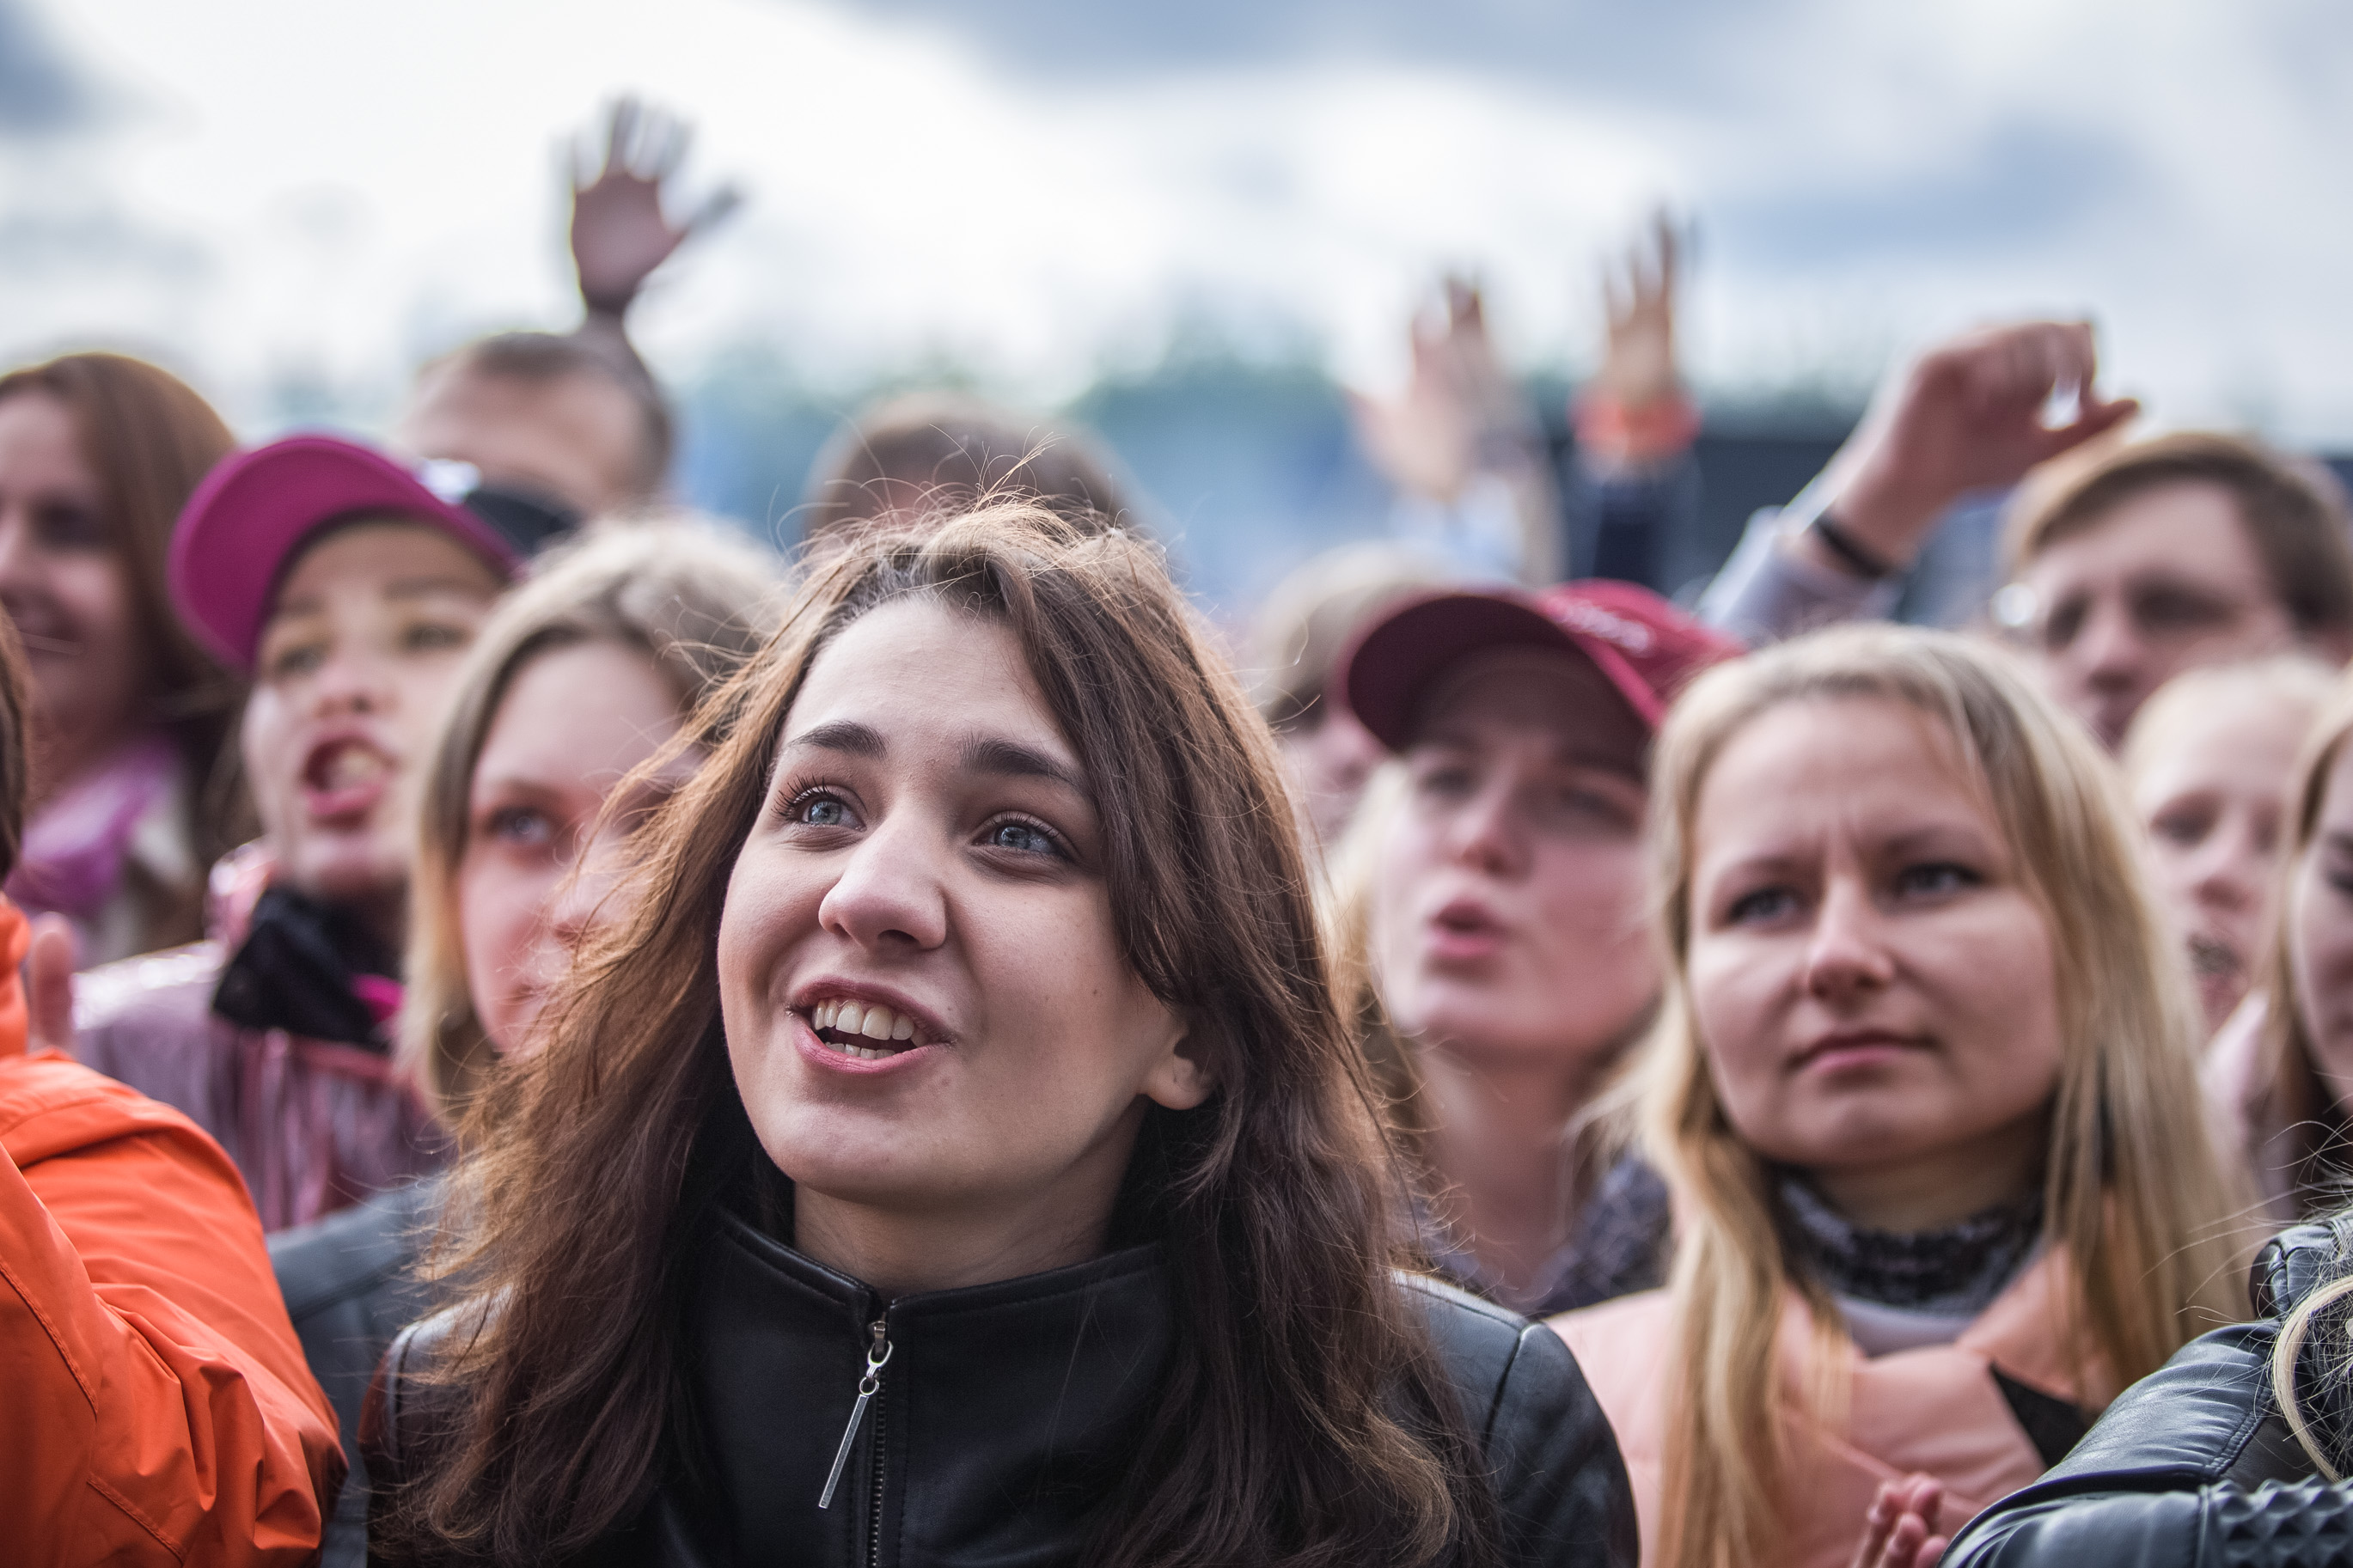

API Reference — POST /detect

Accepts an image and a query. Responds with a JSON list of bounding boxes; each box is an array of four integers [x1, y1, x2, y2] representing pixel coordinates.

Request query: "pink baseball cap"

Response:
[[1341, 579, 1744, 752], [169, 434, 522, 673]]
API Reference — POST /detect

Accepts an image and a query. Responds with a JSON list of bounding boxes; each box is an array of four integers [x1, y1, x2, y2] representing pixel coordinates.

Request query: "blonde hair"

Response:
[[1634, 624, 2249, 1568], [2120, 655, 2338, 793], [399, 524, 782, 1121], [2240, 668, 2353, 1218]]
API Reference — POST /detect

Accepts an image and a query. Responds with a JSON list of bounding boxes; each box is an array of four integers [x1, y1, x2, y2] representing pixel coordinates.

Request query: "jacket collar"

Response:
[[670, 1207, 1175, 1560]]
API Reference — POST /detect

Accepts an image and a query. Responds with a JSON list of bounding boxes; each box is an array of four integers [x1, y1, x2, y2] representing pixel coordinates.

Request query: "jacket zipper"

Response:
[[818, 1318, 892, 1510], [866, 1358, 888, 1568]]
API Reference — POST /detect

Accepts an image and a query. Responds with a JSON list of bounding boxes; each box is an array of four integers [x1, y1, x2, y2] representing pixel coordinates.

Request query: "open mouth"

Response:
[[804, 998, 929, 1062], [2188, 933, 2242, 981]]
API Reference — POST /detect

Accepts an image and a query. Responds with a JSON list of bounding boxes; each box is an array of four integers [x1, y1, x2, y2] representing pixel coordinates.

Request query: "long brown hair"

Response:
[[0, 351, 244, 863], [399, 523, 783, 1122], [394, 503, 1498, 1565], [1634, 625, 2247, 1568]]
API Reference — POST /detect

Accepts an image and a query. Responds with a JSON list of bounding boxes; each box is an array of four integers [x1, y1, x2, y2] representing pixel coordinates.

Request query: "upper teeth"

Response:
[[810, 998, 919, 1044]]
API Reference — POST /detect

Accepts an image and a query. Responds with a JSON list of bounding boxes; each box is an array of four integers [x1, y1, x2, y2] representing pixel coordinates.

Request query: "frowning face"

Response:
[[1684, 697, 2063, 1225], [716, 598, 1209, 1282]]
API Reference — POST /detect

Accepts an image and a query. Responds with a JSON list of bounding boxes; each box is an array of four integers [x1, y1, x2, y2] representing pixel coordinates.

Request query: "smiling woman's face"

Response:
[[1685, 696, 2063, 1222], [716, 597, 1209, 1278]]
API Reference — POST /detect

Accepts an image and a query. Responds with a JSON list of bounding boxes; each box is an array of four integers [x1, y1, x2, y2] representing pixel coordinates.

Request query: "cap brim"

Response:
[[170, 436, 520, 672], [1340, 590, 1660, 752]]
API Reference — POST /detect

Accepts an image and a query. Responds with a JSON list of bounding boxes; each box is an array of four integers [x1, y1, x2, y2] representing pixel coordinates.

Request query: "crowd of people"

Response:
[[15, 99, 2353, 1568]]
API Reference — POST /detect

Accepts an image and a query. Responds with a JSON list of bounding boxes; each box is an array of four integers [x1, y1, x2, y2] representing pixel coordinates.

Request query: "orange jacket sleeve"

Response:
[[0, 1047, 344, 1566]]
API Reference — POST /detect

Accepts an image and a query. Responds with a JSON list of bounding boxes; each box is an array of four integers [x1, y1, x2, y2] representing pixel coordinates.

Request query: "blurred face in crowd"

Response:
[[0, 390, 147, 795], [1370, 646, 1656, 1079], [2020, 482, 2298, 750], [243, 522, 504, 924], [1685, 698, 2063, 1229], [718, 601, 1209, 1284], [1281, 702, 1389, 854], [2132, 687, 2310, 1031], [460, 639, 696, 1057], [2289, 742, 2353, 1107], [397, 361, 647, 520]]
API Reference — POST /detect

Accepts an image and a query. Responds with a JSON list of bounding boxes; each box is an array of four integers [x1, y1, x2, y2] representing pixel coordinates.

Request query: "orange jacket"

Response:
[[0, 901, 344, 1565], [1551, 1250, 2116, 1568]]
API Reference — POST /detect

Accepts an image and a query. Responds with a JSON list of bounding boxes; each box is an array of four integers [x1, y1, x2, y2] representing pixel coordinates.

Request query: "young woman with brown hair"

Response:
[[0, 351, 243, 963], [1549, 624, 2245, 1568], [269, 525, 780, 1568], [364, 503, 1635, 1566]]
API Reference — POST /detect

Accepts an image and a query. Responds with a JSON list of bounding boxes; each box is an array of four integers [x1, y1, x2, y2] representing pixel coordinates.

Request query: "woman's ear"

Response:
[[1140, 1011, 1216, 1112]]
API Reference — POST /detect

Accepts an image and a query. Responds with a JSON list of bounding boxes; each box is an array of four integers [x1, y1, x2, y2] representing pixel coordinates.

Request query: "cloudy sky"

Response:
[[5, 0, 2352, 442]]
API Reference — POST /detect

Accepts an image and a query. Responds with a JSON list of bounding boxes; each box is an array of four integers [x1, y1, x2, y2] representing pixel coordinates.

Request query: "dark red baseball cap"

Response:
[[1341, 578, 1744, 752], [169, 434, 522, 673]]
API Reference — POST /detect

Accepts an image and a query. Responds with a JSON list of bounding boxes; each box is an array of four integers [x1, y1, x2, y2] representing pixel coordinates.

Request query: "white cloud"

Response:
[[6, 0, 2353, 442]]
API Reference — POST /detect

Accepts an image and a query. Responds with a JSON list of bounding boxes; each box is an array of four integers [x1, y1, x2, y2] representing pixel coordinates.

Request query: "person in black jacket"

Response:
[[268, 525, 780, 1568], [364, 502, 1636, 1567], [1925, 1217, 2353, 1568]]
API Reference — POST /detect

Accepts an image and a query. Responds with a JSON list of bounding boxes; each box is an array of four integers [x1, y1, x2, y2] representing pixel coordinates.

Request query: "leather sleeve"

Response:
[[1945, 1223, 2353, 1568], [1406, 1274, 1638, 1567], [1484, 1318, 1641, 1567]]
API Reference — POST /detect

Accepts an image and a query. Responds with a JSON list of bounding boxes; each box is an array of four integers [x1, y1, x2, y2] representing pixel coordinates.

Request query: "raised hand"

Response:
[[569, 97, 743, 319], [1596, 211, 1685, 413], [1850, 1474, 1948, 1568], [1821, 320, 2139, 572], [1350, 277, 1531, 503]]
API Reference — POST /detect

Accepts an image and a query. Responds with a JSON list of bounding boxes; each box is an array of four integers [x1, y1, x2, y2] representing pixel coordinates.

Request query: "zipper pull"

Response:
[[817, 1320, 892, 1510]]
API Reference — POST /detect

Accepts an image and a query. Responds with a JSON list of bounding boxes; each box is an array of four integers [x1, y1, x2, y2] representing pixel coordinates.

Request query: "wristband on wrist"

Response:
[[1808, 509, 1898, 581]]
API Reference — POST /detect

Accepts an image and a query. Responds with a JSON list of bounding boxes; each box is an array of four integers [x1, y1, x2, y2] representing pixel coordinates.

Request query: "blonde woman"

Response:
[[2119, 656, 2335, 1034], [1549, 624, 2246, 1568], [267, 524, 778, 1568]]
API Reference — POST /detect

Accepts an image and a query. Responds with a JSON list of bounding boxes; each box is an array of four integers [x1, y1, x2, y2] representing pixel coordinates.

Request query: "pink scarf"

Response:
[[7, 732, 178, 927]]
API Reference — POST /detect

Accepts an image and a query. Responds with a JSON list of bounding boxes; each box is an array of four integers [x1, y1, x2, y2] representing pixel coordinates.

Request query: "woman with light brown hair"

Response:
[[0, 351, 242, 962], [363, 503, 1634, 1566], [268, 523, 779, 1568], [1549, 624, 2246, 1568]]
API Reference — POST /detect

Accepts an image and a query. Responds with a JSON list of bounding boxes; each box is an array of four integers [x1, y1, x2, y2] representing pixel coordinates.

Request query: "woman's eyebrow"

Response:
[[961, 734, 1086, 794], [782, 719, 886, 759]]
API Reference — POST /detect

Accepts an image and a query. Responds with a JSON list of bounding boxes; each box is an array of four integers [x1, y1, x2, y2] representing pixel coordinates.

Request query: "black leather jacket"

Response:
[[1945, 1220, 2353, 1567], [271, 1177, 440, 1568], [365, 1204, 1637, 1566]]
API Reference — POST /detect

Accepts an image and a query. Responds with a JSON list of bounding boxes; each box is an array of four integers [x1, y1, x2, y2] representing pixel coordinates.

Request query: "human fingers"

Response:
[[603, 97, 640, 177], [26, 913, 76, 1055], [1849, 1481, 1904, 1568], [1916, 1534, 1949, 1568], [685, 184, 744, 238], [2034, 394, 2140, 461]]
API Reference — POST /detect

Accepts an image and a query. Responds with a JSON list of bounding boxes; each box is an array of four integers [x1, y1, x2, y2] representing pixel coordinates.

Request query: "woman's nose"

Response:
[[1443, 778, 1529, 879], [817, 816, 950, 953], [1802, 878, 1897, 1000]]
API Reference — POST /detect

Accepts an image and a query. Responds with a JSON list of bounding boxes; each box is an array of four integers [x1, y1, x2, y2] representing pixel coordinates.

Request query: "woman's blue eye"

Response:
[[1895, 863, 1977, 898], [798, 797, 850, 827], [987, 821, 1056, 855], [1726, 888, 1797, 925], [491, 807, 553, 848]]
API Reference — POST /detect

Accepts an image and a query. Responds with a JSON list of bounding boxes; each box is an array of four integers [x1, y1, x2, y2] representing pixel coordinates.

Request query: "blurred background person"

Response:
[[2205, 670, 2353, 1223], [0, 608, 344, 1565], [75, 433, 518, 1230], [0, 351, 243, 966], [1329, 578, 1737, 1315], [2121, 656, 2335, 1034], [271, 524, 779, 1568], [1245, 540, 1452, 857], [798, 388, 1139, 544], [1553, 625, 2244, 1568], [393, 99, 738, 536], [2000, 434, 2353, 749]]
